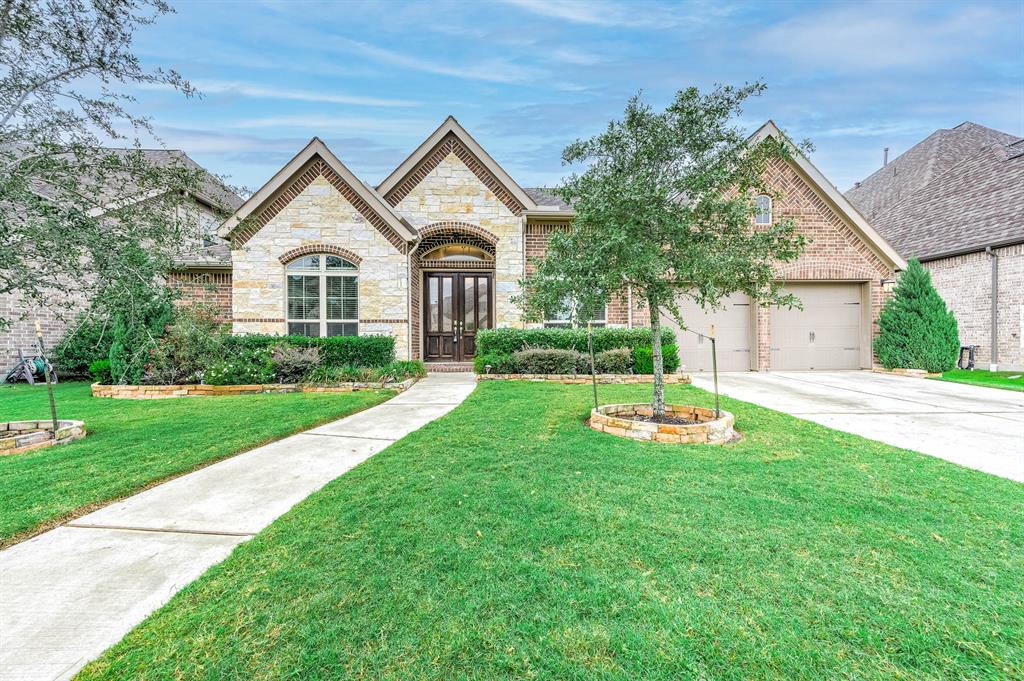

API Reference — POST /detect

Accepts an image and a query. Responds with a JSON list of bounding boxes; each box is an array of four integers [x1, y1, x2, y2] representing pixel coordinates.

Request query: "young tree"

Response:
[[874, 258, 959, 373], [0, 0, 208, 334], [520, 84, 807, 417]]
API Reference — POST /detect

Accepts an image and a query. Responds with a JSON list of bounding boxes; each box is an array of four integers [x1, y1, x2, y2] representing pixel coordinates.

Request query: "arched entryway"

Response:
[[412, 222, 497, 362]]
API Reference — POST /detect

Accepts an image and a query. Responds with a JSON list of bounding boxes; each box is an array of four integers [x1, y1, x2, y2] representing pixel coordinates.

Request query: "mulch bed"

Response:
[[631, 414, 699, 425]]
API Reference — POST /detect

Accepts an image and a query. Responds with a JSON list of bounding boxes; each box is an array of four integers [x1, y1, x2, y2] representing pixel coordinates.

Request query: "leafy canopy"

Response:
[[874, 258, 959, 373], [0, 0, 226, 332], [519, 84, 808, 414]]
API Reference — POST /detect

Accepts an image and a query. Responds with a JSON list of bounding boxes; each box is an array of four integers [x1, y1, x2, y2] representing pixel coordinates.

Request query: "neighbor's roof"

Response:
[[848, 135, 1024, 260], [749, 121, 907, 271], [523, 187, 572, 211], [846, 122, 1018, 221]]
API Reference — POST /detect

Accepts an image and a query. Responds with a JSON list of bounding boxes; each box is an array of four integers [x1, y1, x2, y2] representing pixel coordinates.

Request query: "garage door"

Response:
[[661, 292, 753, 372], [771, 283, 862, 370]]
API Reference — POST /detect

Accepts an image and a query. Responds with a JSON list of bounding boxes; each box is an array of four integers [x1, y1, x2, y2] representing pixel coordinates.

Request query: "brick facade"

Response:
[[167, 270, 232, 320], [924, 243, 1024, 370]]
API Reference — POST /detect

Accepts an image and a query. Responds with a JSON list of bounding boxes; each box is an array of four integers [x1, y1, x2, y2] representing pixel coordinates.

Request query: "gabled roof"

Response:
[[376, 116, 537, 214], [849, 136, 1024, 260], [749, 121, 907, 272], [218, 138, 416, 247], [846, 122, 1018, 221]]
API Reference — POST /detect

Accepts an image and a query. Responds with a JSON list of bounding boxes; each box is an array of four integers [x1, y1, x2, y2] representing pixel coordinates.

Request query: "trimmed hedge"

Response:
[[474, 343, 681, 376], [634, 345, 680, 374], [224, 334, 395, 369], [476, 327, 676, 356]]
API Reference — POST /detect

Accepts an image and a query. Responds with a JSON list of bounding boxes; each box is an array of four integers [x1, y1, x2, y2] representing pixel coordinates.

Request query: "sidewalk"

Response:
[[0, 373, 476, 681]]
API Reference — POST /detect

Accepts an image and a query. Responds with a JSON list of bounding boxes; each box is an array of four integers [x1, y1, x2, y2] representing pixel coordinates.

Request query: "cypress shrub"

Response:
[[874, 259, 959, 373], [476, 327, 675, 356]]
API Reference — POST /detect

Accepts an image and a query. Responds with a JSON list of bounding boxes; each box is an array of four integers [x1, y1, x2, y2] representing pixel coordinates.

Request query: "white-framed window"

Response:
[[544, 296, 607, 328], [285, 254, 358, 337], [755, 195, 772, 224]]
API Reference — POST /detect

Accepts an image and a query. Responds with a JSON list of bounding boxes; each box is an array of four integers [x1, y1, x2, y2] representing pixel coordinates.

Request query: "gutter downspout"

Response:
[[986, 246, 998, 371]]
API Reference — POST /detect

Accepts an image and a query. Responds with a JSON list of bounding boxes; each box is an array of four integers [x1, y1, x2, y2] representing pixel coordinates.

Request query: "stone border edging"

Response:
[[477, 373, 691, 385], [872, 368, 941, 379], [91, 378, 418, 400], [589, 403, 735, 444], [1, 419, 87, 455]]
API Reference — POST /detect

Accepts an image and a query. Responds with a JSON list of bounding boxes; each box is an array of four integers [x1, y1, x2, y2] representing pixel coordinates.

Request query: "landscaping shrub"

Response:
[[511, 348, 588, 374], [634, 345, 680, 374], [270, 345, 321, 383], [874, 259, 959, 373], [594, 347, 633, 373], [108, 294, 174, 385], [146, 304, 227, 385], [225, 334, 394, 369], [203, 347, 273, 385], [473, 353, 518, 374], [51, 312, 115, 379], [88, 359, 112, 385], [304, 360, 425, 384], [476, 327, 675, 356]]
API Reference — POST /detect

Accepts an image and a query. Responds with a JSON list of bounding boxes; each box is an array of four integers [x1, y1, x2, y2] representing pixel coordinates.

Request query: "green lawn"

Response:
[[0, 382, 391, 546], [931, 369, 1024, 392], [78, 382, 1023, 680]]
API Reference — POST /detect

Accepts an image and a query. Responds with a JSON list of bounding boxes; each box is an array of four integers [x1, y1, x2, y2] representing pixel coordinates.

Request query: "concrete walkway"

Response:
[[0, 373, 476, 681], [691, 370, 1024, 481]]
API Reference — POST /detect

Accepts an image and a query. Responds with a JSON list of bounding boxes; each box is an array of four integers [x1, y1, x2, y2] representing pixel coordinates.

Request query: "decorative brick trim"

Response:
[[232, 317, 285, 323], [278, 244, 363, 266], [359, 318, 407, 324], [418, 259, 495, 271], [233, 158, 409, 253], [383, 133, 526, 215], [419, 221, 499, 245], [91, 379, 418, 400], [774, 263, 878, 280]]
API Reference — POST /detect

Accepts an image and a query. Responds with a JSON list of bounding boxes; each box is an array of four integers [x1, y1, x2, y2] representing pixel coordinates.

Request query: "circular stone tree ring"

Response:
[[0, 420, 86, 455], [589, 404, 736, 444]]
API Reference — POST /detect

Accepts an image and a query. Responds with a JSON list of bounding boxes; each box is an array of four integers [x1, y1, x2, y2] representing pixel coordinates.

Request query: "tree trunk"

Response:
[[649, 298, 665, 418]]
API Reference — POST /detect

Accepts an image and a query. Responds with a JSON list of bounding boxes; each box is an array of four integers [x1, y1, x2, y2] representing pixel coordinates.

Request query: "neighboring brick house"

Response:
[[0, 150, 242, 366], [216, 117, 904, 371], [847, 122, 1024, 370]]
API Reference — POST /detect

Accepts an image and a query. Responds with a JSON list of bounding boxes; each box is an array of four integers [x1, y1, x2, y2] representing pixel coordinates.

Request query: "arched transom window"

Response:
[[285, 254, 358, 337], [421, 243, 494, 262]]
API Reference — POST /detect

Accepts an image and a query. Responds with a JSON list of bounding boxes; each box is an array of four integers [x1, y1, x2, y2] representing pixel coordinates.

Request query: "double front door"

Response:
[[424, 272, 492, 361]]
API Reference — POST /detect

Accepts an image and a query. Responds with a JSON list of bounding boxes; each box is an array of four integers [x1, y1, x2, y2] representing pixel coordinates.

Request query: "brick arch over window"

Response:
[[278, 244, 363, 266], [416, 221, 498, 257]]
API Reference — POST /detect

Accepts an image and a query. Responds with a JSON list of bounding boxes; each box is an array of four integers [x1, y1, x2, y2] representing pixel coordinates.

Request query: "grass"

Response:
[[931, 369, 1024, 392], [0, 382, 391, 547], [78, 382, 1023, 680]]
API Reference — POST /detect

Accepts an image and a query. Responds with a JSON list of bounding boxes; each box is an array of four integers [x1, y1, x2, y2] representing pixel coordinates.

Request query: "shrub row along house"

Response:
[[847, 122, 1024, 371], [2, 117, 908, 372]]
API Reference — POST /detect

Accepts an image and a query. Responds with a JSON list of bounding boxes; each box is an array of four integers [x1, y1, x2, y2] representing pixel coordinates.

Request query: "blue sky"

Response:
[[129, 0, 1024, 194]]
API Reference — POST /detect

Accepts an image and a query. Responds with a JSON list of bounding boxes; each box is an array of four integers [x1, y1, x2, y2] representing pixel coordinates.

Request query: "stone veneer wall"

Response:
[[924, 243, 1023, 370], [394, 153, 523, 331], [231, 174, 410, 359]]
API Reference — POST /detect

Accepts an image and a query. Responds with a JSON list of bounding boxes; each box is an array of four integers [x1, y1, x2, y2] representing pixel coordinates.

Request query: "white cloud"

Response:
[[233, 115, 435, 135], [754, 4, 1008, 71], [333, 38, 541, 84], [498, 0, 729, 29], [176, 80, 419, 108]]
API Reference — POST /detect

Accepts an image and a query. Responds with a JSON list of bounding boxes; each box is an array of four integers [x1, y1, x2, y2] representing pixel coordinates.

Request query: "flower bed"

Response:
[[478, 373, 691, 385], [91, 378, 417, 400], [1, 419, 87, 455], [589, 403, 735, 444]]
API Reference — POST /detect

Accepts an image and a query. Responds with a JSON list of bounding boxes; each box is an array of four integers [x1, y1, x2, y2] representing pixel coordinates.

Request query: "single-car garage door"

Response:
[[771, 283, 862, 370], [661, 292, 753, 372]]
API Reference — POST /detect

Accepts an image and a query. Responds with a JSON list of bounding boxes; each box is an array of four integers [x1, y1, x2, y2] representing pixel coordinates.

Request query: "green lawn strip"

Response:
[[930, 369, 1024, 392], [0, 382, 392, 546], [78, 382, 1023, 680]]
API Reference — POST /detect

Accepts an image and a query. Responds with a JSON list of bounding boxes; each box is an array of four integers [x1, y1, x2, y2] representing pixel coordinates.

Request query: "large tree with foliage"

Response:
[[0, 0, 207, 350], [874, 258, 959, 373], [521, 84, 807, 417]]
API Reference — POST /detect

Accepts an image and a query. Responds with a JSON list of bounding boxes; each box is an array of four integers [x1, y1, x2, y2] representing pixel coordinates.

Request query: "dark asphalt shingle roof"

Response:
[[523, 187, 572, 211], [846, 123, 1024, 260]]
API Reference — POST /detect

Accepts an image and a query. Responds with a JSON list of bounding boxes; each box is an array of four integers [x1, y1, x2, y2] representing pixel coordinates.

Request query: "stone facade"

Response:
[[394, 152, 523, 329], [231, 173, 410, 359], [924, 243, 1024, 370]]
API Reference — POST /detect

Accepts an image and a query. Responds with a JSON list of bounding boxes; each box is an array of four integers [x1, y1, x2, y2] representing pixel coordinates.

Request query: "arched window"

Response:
[[285, 254, 358, 337], [421, 244, 493, 262], [755, 195, 772, 225]]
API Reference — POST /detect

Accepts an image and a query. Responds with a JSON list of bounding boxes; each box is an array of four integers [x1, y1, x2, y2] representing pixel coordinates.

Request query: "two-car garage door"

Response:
[[662, 283, 864, 372]]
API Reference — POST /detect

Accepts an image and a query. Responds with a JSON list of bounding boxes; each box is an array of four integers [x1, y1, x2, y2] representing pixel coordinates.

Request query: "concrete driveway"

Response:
[[690, 371, 1024, 482]]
